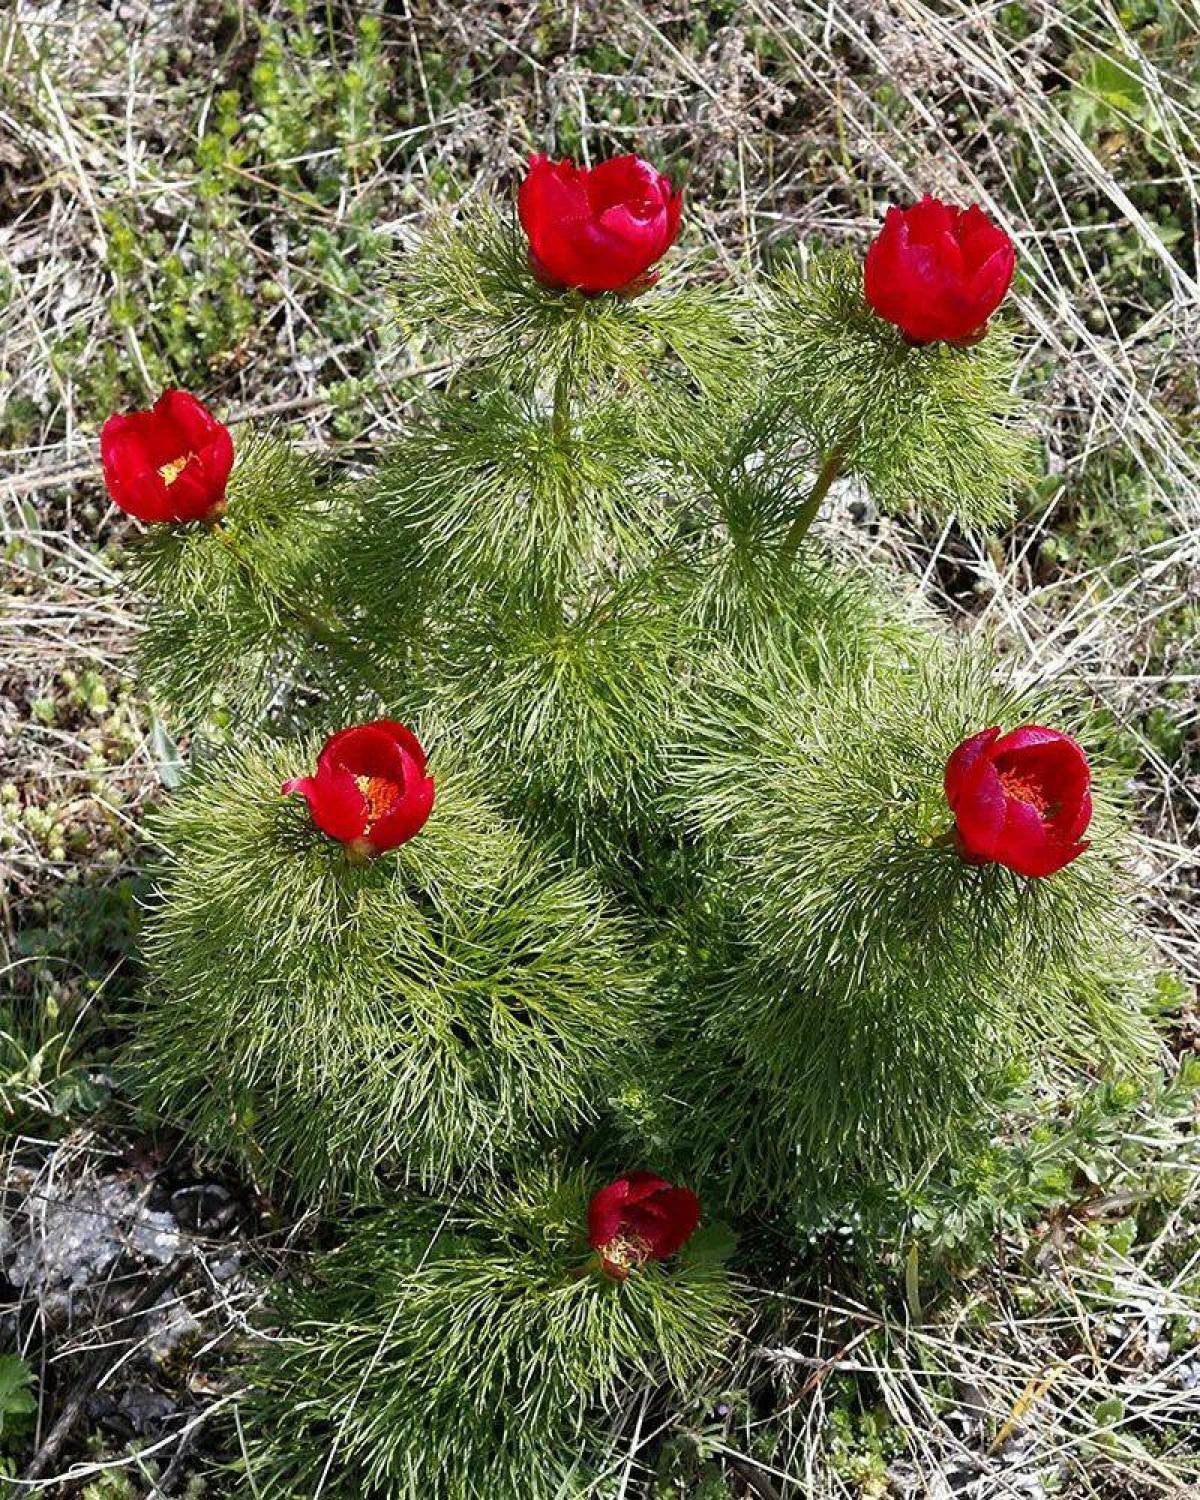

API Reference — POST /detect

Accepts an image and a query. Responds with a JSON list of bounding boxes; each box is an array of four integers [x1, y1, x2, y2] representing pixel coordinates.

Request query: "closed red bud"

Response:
[[864, 196, 1016, 345], [587, 1172, 700, 1279], [100, 389, 234, 524], [944, 725, 1092, 878], [518, 153, 682, 296], [283, 720, 435, 858]]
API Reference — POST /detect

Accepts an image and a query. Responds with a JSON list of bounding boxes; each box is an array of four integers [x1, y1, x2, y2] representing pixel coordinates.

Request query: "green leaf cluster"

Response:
[[239, 1167, 742, 1498], [121, 201, 1172, 1496], [764, 252, 1035, 527], [655, 635, 1154, 1191], [127, 432, 357, 724], [402, 205, 753, 408], [137, 737, 649, 1201]]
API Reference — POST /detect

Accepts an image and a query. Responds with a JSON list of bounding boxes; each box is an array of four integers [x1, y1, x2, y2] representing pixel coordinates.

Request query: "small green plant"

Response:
[[137, 736, 649, 1200], [241, 1167, 741, 1498], [0, 1356, 37, 1452], [658, 634, 1153, 1194], [765, 251, 1034, 531]]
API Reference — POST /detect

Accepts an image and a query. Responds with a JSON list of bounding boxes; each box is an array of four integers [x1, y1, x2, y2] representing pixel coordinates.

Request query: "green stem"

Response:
[[780, 442, 847, 559], [207, 517, 253, 567], [904, 1241, 923, 1323], [552, 363, 572, 442]]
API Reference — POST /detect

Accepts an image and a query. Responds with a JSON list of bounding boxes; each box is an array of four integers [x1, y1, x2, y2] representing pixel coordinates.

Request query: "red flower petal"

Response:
[[587, 1177, 636, 1248], [518, 153, 681, 294], [648, 1186, 701, 1257], [369, 744, 436, 852], [584, 155, 669, 214], [952, 755, 1008, 862], [619, 1170, 674, 1205], [905, 195, 959, 246], [664, 189, 683, 248], [99, 390, 232, 524], [1064, 788, 1093, 846], [995, 799, 1089, 878], [156, 388, 219, 447], [320, 722, 410, 782], [944, 724, 1092, 879], [944, 726, 1000, 809], [864, 197, 1015, 344], [989, 724, 1068, 755], [282, 768, 369, 843], [284, 721, 435, 855], [587, 1173, 700, 1268]]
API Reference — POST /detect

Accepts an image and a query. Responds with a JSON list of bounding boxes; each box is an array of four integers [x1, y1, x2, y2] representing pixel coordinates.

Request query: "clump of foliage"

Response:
[[113, 179, 1175, 1493], [766, 253, 1035, 529], [241, 1167, 741, 1498], [660, 634, 1153, 1191], [138, 737, 648, 1201]]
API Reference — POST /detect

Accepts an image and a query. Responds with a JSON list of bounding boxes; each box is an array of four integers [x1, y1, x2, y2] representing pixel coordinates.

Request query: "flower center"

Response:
[[600, 1230, 653, 1271], [998, 768, 1052, 818], [157, 453, 195, 486], [355, 774, 401, 830]]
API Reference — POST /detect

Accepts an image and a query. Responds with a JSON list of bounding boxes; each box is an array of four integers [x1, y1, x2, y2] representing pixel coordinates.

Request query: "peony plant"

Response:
[[102, 150, 1163, 1496]]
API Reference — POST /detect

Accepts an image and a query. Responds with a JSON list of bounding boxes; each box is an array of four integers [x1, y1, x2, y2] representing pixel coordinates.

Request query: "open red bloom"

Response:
[[283, 720, 435, 858], [518, 153, 682, 295], [944, 725, 1092, 878], [587, 1172, 700, 1279], [100, 389, 234, 524], [864, 196, 1015, 345]]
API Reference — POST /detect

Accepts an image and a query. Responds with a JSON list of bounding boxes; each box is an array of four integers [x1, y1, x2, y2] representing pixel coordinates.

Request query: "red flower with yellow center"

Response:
[[283, 720, 435, 858], [944, 724, 1092, 878], [587, 1172, 700, 1280], [100, 389, 234, 524]]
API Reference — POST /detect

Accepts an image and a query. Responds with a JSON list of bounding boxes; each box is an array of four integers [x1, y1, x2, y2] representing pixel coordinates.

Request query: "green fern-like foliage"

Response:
[[239, 1167, 741, 1498], [765, 253, 1035, 528], [634, 386, 930, 664], [433, 579, 684, 864], [402, 204, 754, 407], [667, 635, 1155, 1187], [137, 736, 650, 1201], [333, 387, 668, 631], [126, 432, 367, 725], [674, 526, 930, 680]]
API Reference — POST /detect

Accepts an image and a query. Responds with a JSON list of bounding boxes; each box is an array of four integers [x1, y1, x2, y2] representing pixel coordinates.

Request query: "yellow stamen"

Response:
[[355, 774, 401, 829], [600, 1230, 653, 1272], [999, 768, 1053, 817], [158, 453, 194, 485]]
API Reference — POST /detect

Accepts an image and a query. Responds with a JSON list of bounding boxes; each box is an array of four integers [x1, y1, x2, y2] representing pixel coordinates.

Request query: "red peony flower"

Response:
[[864, 196, 1016, 345], [100, 389, 234, 524], [518, 153, 683, 295], [944, 725, 1092, 878], [587, 1172, 700, 1279], [283, 720, 435, 858]]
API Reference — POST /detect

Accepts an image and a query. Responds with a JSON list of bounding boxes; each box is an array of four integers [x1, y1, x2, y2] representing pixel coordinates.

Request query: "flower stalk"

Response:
[[209, 516, 386, 692], [552, 362, 572, 443], [781, 441, 847, 559]]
